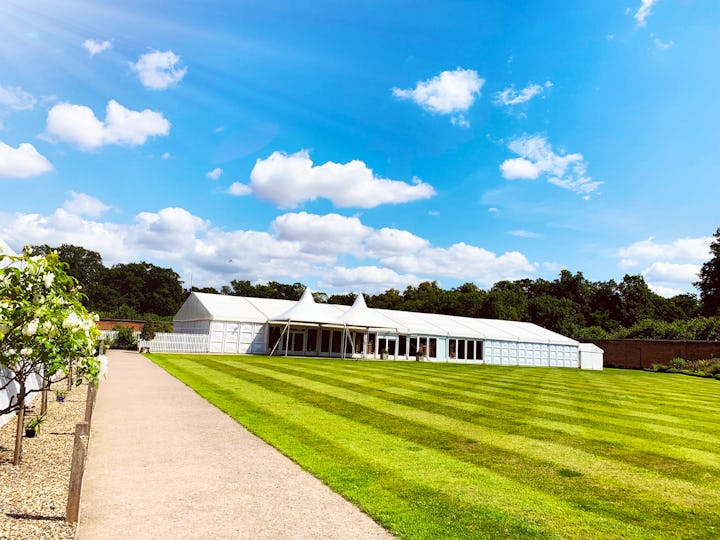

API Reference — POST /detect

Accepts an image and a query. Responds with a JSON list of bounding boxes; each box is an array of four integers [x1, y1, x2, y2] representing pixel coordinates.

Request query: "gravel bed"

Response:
[[0, 382, 89, 540]]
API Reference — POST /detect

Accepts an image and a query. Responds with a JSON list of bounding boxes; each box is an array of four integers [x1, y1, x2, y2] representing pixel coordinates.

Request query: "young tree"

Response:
[[0, 249, 101, 464], [696, 228, 720, 316]]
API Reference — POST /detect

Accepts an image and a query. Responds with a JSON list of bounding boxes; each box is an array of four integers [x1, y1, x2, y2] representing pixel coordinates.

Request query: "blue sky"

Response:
[[0, 0, 718, 296]]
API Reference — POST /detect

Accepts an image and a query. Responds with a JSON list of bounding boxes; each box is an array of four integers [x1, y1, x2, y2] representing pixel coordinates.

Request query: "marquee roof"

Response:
[[174, 291, 578, 346]]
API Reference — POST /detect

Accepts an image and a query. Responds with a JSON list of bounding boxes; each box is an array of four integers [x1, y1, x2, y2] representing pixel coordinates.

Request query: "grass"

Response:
[[147, 354, 720, 539]]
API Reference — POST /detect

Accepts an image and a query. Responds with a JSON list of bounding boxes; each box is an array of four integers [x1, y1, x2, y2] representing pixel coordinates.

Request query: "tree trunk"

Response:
[[13, 382, 26, 466]]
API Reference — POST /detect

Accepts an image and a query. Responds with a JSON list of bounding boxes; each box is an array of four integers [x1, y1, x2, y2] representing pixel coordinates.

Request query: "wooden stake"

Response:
[[84, 382, 97, 426], [66, 421, 89, 523]]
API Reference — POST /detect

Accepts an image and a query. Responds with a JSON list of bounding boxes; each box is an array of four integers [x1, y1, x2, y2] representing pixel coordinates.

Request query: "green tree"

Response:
[[0, 249, 101, 464], [696, 228, 720, 316]]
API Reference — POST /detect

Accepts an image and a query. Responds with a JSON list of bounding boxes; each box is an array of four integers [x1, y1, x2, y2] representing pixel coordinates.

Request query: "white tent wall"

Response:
[[0, 367, 43, 429], [171, 292, 602, 369]]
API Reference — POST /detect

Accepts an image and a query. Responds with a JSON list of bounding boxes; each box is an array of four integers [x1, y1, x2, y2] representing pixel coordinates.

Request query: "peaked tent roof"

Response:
[[337, 294, 397, 329], [270, 288, 345, 325]]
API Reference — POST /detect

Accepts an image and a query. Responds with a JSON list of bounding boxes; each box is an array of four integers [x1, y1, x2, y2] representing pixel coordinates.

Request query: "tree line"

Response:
[[32, 227, 720, 340]]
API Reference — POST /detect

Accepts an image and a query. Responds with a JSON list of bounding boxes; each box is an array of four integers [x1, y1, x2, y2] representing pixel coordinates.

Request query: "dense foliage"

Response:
[[31, 244, 185, 319], [695, 228, 720, 316], [0, 249, 101, 464]]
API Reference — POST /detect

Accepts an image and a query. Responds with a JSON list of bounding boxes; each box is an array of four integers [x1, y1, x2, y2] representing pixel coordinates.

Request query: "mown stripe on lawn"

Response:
[[152, 356, 558, 539], [276, 360, 720, 452], [266, 361, 720, 478], [214, 358, 720, 510], [150, 354, 655, 540]]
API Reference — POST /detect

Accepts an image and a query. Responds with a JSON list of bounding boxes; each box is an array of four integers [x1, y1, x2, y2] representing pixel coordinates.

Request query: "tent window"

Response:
[[467, 340, 475, 360], [367, 333, 376, 354], [476, 341, 484, 360], [428, 338, 437, 358], [398, 335, 407, 356], [345, 331, 353, 354], [409, 337, 418, 356], [331, 331, 341, 353], [307, 329, 317, 352], [449, 340, 456, 359], [320, 329, 331, 353], [458, 340, 466, 360], [269, 326, 281, 352], [354, 332, 364, 354]]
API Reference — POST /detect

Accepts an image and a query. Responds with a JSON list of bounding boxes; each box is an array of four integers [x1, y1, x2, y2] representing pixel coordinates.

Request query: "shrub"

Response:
[[112, 325, 138, 350], [648, 363, 669, 372], [668, 357, 687, 370], [140, 320, 156, 341]]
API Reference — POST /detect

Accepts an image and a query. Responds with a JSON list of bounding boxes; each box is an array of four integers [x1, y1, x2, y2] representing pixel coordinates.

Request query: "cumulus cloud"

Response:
[[319, 266, 421, 293], [0, 85, 37, 111], [0, 202, 540, 292], [634, 0, 658, 27], [225, 182, 251, 196], [618, 235, 711, 296], [499, 135, 602, 196], [206, 167, 223, 180], [0, 141, 53, 178], [63, 192, 110, 218], [272, 212, 370, 255], [494, 81, 552, 106], [83, 39, 112, 56], [249, 150, 435, 208], [392, 68, 484, 126], [618, 236, 712, 268], [44, 99, 170, 150], [132, 50, 187, 90]]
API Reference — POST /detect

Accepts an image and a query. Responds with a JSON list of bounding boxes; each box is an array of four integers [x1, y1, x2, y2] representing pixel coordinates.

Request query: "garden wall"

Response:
[[579, 339, 720, 369]]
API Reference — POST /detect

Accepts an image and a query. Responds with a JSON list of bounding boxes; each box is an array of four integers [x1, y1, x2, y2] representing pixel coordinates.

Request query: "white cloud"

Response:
[[0, 203, 541, 292], [642, 262, 700, 284], [494, 81, 551, 106], [634, 0, 658, 27], [44, 99, 170, 150], [206, 167, 223, 180], [618, 236, 712, 268], [319, 266, 420, 293], [249, 150, 435, 208], [500, 158, 540, 180], [379, 243, 536, 286], [0, 141, 53, 178], [0, 85, 37, 111], [392, 68, 484, 126], [499, 135, 602, 196], [508, 230, 540, 238], [272, 212, 370, 255], [653, 37, 674, 50], [63, 192, 110, 218], [161, 152, 171, 159], [131, 50, 187, 90], [364, 228, 430, 258], [225, 182, 251, 196], [83, 39, 112, 56], [647, 284, 686, 298]]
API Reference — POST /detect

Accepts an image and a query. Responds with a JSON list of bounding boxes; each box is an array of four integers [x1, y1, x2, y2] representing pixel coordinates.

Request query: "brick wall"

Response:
[[579, 339, 720, 369], [97, 319, 145, 332]]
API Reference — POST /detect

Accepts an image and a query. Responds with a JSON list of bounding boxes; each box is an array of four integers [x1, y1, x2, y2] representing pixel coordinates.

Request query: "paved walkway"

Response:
[[77, 350, 392, 539]]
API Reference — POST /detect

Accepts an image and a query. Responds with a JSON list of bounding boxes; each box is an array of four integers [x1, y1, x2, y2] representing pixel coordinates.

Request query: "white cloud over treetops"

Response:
[[0, 198, 539, 292], [131, 50, 187, 90], [63, 192, 110, 218], [249, 150, 435, 208], [83, 39, 112, 56], [500, 135, 602, 196], [392, 68, 484, 127], [0, 141, 53, 178], [0, 85, 37, 110], [634, 0, 659, 27], [618, 235, 711, 297], [494, 81, 552, 106], [44, 100, 170, 151]]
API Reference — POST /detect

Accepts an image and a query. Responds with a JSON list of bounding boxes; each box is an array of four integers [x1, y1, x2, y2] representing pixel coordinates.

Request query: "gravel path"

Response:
[[0, 380, 87, 540], [77, 350, 393, 539]]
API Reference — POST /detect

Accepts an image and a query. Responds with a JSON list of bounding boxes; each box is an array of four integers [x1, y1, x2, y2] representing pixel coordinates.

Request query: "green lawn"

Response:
[[147, 354, 720, 539]]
